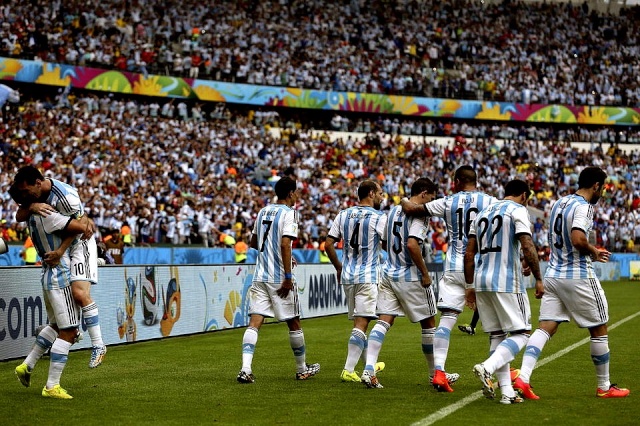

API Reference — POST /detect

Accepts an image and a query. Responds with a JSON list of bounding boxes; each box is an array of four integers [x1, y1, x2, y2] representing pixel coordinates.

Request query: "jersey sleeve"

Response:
[[376, 212, 387, 242], [408, 217, 428, 242], [571, 203, 593, 234], [513, 206, 533, 236], [425, 197, 445, 218], [328, 211, 343, 240], [41, 211, 74, 234], [282, 209, 298, 239]]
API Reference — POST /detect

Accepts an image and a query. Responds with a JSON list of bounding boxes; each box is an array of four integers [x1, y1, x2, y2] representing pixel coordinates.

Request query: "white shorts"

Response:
[[44, 286, 81, 330], [436, 271, 466, 313], [344, 283, 378, 320], [377, 274, 437, 323], [69, 238, 98, 285], [476, 291, 532, 333], [248, 280, 301, 321], [539, 277, 609, 328]]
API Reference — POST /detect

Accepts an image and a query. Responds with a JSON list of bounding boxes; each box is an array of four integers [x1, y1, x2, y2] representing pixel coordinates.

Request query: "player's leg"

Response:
[[362, 314, 394, 388], [433, 273, 465, 375], [458, 308, 479, 335], [342, 284, 377, 381], [42, 287, 81, 399], [238, 314, 263, 383], [70, 239, 105, 367]]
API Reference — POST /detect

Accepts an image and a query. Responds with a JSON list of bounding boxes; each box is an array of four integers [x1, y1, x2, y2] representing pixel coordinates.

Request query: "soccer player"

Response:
[[325, 179, 387, 382], [12, 165, 107, 368], [11, 186, 94, 399], [464, 179, 544, 404], [360, 178, 459, 389], [514, 166, 630, 399], [401, 165, 497, 391], [237, 176, 320, 383]]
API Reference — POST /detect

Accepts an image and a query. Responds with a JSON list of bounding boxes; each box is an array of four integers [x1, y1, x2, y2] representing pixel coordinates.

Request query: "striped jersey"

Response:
[[469, 200, 532, 293], [28, 210, 74, 290], [328, 206, 386, 285], [545, 194, 596, 279], [384, 205, 429, 282], [425, 191, 497, 272], [252, 203, 299, 284], [47, 178, 84, 219]]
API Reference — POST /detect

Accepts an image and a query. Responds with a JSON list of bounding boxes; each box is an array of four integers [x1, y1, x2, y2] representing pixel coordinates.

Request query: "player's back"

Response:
[[427, 191, 497, 272], [48, 178, 84, 218], [333, 206, 386, 285], [546, 194, 595, 279], [471, 200, 529, 293], [28, 211, 74, 290], [384, 205, 428, 282], [252, 204, 298, 283]]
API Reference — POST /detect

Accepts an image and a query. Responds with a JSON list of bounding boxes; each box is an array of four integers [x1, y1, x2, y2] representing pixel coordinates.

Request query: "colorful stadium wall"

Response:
[[0, 263, 347, 361], [1, 57, 639, 125]]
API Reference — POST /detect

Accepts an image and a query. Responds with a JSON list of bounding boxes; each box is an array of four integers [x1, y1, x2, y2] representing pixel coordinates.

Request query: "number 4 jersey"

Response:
[[328, 206, 386, 285], [252, 204, 299, 283]]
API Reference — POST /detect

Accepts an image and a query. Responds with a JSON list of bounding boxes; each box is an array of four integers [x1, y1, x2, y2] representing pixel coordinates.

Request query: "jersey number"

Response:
[[260, 220, 273, 252], [455, 207, 479, 240], [477, 216, 503, 254], [349, 222, 360, 254], [74, 263, 85, 276], [552, 215, 563, 249], [392, 221, 403, 254]]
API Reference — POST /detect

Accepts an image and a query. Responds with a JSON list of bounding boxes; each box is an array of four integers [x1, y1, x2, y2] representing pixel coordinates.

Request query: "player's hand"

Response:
[[420, 274, 432, 288], [276, 279, 293, 299], [30, 202, 56, 217], [593, 249, 611, 263], [534, 279, 544, 299], [43, 250, 63, 267], [79, 216, 96, 239], [464, 288, 476, 310]]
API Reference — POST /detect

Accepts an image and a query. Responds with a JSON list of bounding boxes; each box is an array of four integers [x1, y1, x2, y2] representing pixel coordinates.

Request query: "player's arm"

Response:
[[463, 233, 478, 310], [249, 233, 258, 250], [15, 202, 57, 221], [43, 217, 91, 267], [571, 229, 610, 262], [407, 237, 431, 287], [518, 233, 544, 299], [400, 198, 429, 217], [276, 235, 295, 299], [324, 235, 342, 284]]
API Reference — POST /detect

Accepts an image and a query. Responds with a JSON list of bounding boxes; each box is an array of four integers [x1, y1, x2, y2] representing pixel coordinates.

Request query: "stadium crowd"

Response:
[[1, 92, 640, 256], [1, 0, 640, 106]]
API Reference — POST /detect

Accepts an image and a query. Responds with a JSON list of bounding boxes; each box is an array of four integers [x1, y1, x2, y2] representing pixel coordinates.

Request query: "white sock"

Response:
[[82, 303, 104, 347], [591, 335, 610, 390], [47, 338, 72, 389], [345, 328, 366, 372], [25, 325, 57, 370], [422, 327, 436, 377], [484, 334, 528, 374], [289, 330, 307, 373], [519, 328, 550, 383], [365, 321, 390, 372], [241, 327, 259, 373], [433, 313, 458, 371]]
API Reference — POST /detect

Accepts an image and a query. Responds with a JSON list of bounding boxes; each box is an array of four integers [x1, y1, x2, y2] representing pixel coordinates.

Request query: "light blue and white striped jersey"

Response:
[[469, 200, 532, 293], [328, 206, 386, 285], [252, 204, 299, 284], [545, 194, 596, 279], [425, 191, 498, 272], [28, 210, 74, 290], [47, 178, 84, 219], [384, 205, 429, 282]]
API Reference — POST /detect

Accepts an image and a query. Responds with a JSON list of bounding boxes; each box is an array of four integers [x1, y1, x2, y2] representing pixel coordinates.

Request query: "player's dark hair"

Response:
[[13, 165, 44, 185], [8, 182, 26, 205], [578, 166, 607, 189], [454, 165, 477, 186], [504, 179, 530, 197], [411, 178, 437, 197], [275, 176, 297, 200], [358, 179, 379, 201]]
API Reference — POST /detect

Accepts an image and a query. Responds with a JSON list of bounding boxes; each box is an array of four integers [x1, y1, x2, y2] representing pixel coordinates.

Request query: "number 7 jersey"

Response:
[[252, 204, 299, 284], [328, 206, 387, 285]]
